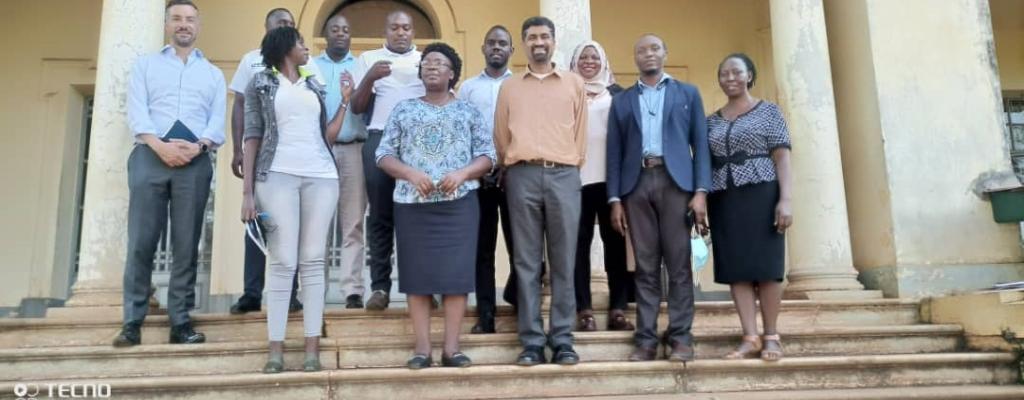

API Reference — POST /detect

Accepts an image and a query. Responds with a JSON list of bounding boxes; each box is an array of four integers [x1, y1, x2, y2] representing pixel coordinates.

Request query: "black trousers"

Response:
[[242, 235, 297, 303], [363, 130, 396, 293], [474, 184, 517, 316], [574, 183, 634, 312]]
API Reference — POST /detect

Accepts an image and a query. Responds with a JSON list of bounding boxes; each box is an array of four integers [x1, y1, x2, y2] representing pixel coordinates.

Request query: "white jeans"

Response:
[[256, 172, 339, 341]]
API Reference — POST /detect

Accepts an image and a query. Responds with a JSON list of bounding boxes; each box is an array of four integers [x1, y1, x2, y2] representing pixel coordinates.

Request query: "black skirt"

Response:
[[708, 181, 785, 284], [394, 191, 479, 295]]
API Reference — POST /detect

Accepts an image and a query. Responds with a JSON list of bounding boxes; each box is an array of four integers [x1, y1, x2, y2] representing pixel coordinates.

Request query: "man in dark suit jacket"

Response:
[[606, 34, 711, 362]]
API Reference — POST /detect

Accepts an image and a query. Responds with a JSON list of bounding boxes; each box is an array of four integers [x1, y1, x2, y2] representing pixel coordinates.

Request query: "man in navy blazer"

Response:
[[606, 34, 711, 362]]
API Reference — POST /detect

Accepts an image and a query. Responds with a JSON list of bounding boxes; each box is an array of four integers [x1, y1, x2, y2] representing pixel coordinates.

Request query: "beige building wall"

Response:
[[592, 0, 777, 110], [826, 0, 1023, 297], [8, 0, 1023, 310], [0, 0, 102, 308]]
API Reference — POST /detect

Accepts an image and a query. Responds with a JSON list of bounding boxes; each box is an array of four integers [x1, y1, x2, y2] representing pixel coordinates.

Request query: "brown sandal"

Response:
[[724, 335, 762, 359], [761, 334, 783, 361], [577, 311, 597, 332]]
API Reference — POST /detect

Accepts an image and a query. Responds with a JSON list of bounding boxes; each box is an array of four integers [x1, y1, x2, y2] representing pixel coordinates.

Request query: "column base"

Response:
[[47, 282, 160, 319], [784, 269, 882, 300], [860, 263, 1024, 299], [784, 289, 884, 300]]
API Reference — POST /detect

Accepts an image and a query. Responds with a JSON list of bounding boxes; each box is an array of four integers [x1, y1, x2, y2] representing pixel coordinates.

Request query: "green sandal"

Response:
[[263, 352, 285, 374], [303, 354, 322, 372]]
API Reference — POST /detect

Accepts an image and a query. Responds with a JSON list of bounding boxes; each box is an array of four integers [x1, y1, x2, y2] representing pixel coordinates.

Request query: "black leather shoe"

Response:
[[169, 322, 206, 344], [345, 294, 363, 309], [112, 322, 142, 347], [516, 346, 546, 366], [628, 346, 657, 361], [552, 344, 579, 365], [229, 296, 261, 315], [471, 312, 496, 334], [289, 298, 303, 313]]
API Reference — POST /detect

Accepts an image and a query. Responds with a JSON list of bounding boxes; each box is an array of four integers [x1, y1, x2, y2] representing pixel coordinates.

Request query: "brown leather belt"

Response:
[[521, 159, 573, 169], [642, 156, 665, 169]]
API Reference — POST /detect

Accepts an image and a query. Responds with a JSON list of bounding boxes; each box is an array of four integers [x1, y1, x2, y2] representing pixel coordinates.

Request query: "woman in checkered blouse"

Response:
[[706, 53, 793, 362]]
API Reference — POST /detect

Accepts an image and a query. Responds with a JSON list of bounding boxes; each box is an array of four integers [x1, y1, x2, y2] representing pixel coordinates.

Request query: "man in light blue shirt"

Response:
[[114, 0, 225, 348], [313, 14, 370, 310], [456, 25, 516, 334], [637, 73, 671, 157]]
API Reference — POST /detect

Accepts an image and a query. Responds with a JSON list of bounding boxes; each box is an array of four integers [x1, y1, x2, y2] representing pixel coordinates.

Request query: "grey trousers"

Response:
[[255, 172, 339, 341], [332, 142, 367, 299], [123, 145, 212, 326], [623, 167, 695, 349], [505, 163, 580, 349]]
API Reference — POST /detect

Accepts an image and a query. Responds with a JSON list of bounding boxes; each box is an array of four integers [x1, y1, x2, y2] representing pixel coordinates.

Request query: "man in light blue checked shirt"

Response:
[[313, 13, 370, 310], [113, 0, 224, 348]]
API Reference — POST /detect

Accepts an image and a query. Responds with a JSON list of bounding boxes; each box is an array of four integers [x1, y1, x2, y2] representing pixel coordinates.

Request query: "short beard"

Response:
[[486, 58, 508, 70], [641, 67, 662, 77], [173, 36, 194, 48]]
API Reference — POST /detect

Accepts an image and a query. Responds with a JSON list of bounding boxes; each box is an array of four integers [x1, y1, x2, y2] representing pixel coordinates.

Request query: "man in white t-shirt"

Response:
[[350, 10, 426, 310], [227, 8, 321, 315]]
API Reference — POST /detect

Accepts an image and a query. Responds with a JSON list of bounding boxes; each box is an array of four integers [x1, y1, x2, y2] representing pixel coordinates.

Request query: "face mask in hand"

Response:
[[691, 231, 710, 287]]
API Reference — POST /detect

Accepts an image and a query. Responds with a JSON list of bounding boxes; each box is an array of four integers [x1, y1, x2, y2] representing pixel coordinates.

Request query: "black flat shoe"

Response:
[[552, 344, 579, 365], [516, 346, 546, 366], [407, 353, 433, 369], [441, 352, 472, 367]]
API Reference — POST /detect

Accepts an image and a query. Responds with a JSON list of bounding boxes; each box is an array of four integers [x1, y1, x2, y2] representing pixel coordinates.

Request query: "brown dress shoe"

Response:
[[628, 346, 657, 361], [577, 311, 597, 332], [667, 342, 695, 362], [607, 310, 635, 331]]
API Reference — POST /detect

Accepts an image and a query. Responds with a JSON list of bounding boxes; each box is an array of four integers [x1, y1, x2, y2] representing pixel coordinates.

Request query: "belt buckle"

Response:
[[643, 157, 655, 168], [542, 160, 556, 169]]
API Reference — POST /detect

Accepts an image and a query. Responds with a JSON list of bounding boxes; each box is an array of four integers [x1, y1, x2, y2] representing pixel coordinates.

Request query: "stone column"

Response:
[[540, 0, 592, 69], [49, 0, 166, 318], [769, 0, 880, 300]]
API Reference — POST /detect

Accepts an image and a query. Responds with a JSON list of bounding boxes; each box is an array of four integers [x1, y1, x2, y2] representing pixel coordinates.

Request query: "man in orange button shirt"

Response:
[[493, 16, 588, 367]]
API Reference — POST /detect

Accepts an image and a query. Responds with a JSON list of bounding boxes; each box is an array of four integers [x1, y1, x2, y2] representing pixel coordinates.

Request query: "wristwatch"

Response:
[[199, 142, 209, 153]]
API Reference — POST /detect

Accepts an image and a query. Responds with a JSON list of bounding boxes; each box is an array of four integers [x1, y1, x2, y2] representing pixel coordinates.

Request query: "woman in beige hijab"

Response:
[[569, 41, 634, 332]]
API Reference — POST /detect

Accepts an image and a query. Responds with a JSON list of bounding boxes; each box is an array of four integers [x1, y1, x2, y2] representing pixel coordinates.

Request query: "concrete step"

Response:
[[544, 385, 1024, 399], [1, 324, 964, 381], [0, 299, 922, 348], [0, 353, 1015, 399]]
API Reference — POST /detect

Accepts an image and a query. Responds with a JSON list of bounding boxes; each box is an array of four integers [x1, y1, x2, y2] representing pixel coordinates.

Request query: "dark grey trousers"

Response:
[[123, 145, 212, 326], [505, 163, 580, 349], [362, 130, 396, 293], [623, 167, 695, 349]]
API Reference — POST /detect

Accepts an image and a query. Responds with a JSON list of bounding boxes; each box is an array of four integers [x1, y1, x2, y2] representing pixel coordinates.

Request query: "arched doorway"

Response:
[[300, 0, 465, 57]]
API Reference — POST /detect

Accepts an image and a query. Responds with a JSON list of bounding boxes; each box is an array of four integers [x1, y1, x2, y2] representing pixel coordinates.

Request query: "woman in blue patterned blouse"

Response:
[[707, 53, 793, 362], [376, 42, 496, 369]]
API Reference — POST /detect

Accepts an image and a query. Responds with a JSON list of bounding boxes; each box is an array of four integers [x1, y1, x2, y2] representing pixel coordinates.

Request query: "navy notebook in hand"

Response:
[[162, 120, 199, 143]]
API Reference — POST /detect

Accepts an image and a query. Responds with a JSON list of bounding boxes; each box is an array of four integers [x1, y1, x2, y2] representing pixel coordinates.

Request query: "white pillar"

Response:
[[540, 0, 592, 69], [50, 0, 166, 318], [769, 0, 880, 299]]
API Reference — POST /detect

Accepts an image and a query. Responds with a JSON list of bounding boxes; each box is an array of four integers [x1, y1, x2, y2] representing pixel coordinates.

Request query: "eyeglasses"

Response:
[[420, 60, 452, 69]]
